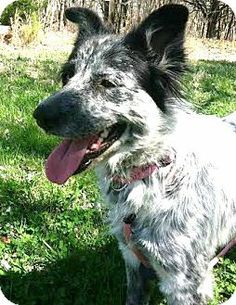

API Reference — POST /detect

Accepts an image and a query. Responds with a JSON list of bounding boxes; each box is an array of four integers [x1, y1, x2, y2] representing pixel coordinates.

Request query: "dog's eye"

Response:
[[100, 79, 116, 88]]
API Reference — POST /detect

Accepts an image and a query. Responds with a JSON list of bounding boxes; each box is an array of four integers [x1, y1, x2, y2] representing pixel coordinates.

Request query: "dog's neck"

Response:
[[103, 154, 173, 189], [112, 163, 158, 185]]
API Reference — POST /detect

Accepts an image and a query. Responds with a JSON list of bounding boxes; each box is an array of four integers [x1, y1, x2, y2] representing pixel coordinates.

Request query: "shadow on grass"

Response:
[[0, 168, 100, 226], [1, 241, 126, 305], [1, 230, 235, 305], [1, 243, 164, 305], [0, 171, 162, 305]]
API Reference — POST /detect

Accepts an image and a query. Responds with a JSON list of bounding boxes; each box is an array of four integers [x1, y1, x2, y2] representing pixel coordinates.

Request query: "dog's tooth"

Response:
[[101, 129, 109, 138], [90, 138, 103, 151], [90, 143, 98, 150]]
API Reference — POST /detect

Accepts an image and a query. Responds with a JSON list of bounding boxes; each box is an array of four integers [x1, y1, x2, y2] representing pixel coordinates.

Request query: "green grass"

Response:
[[0, 54, 236, 305], [184, 60, 236, 116]]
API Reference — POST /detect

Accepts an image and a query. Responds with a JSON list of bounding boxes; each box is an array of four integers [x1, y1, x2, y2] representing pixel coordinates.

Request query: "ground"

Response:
[[0, 33, 236, 305], [1, 31, 236, 61]]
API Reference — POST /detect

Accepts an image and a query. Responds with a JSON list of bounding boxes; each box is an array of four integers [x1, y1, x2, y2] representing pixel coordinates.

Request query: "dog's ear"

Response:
[[125, 4, 188, 58], [65, 7, 109, 43], [124, 5, 189, 112]]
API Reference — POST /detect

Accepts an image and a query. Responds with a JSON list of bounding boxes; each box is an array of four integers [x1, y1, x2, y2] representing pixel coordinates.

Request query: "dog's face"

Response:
[[33, 5, 188, 184]]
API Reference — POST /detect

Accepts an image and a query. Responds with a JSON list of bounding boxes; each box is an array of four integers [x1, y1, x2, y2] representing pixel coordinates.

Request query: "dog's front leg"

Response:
[[157, 264, 209, 305], [126, 263, 149, 305], [119, 243, 156, 305]]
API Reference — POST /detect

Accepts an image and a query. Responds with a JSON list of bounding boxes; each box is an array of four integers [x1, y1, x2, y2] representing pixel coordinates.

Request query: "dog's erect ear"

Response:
[[125, 4, 188, 57], [65, 7, 109, 43], [124, 5, 189, 112]]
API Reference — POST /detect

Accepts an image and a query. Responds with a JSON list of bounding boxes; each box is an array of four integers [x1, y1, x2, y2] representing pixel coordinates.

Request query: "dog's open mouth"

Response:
[[45, 123, 126, 184]]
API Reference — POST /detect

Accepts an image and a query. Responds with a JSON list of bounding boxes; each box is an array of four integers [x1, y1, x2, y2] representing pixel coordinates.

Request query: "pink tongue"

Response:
[[46, 137, 93, 185]]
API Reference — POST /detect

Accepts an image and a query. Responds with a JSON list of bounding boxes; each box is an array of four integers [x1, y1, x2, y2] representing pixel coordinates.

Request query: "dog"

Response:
[[33, 4, 236, 305]]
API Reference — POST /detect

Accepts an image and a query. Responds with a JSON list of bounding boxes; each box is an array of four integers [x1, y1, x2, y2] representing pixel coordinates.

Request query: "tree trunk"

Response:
[[224, 13, 234, 40], [59, 0, 65, 31], [103, 0, 109, 22], [206, 0, 221, 39]]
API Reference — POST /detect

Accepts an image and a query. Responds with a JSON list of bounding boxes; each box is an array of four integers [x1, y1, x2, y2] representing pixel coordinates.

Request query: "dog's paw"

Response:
[[197, 272, 214, 302]]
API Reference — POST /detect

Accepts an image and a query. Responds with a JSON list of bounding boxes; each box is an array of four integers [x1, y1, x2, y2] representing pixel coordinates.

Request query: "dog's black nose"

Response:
[[34, 91, 78, 131], [33, 102, 60, 131]]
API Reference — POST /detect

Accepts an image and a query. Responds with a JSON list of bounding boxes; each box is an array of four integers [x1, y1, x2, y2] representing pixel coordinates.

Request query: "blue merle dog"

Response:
[[33, 4, 236, 305]]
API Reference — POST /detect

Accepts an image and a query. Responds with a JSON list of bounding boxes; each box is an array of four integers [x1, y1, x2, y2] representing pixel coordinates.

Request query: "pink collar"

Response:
[[111, 156, 172, 187], [112, 164, 158, 186]]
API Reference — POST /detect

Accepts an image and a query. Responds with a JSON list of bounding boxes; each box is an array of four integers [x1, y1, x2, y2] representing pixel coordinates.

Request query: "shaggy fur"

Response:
[[33, 5, 236, 305]]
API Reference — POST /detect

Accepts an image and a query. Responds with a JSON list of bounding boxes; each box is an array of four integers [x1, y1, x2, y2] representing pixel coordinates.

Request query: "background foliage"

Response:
[[1, 0, 236, 40], [0, 0, 43, 24]]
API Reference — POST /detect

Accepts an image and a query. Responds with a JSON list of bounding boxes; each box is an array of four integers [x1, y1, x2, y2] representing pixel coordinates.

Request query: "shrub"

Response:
[[0, 0, 45, 25], [11, 11, 42, 45]]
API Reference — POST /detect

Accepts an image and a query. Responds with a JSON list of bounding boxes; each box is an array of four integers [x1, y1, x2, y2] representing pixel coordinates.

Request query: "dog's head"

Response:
[[33, 5, 188, 184]]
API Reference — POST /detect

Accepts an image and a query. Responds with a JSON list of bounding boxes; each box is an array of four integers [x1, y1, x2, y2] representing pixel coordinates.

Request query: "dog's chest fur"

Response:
[[96, 111, 236, 267], [97, 171, 163, 262]]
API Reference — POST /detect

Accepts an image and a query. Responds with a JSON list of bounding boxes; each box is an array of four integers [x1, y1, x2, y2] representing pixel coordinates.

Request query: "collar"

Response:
[[112, 164, 158, 186], [111, 155, 173, 188]]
